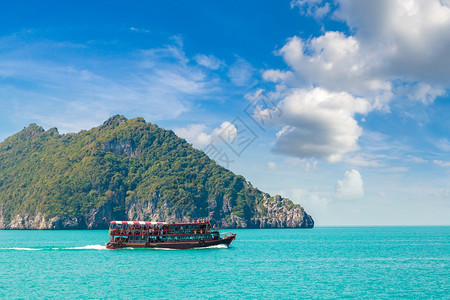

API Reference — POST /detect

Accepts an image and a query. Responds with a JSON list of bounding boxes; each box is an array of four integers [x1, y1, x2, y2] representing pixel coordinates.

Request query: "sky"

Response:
[[0, 0, 449, 225]]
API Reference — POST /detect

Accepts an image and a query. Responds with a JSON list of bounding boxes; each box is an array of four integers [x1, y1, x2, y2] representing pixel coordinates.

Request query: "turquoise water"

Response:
[[0, 227, 448, 299]]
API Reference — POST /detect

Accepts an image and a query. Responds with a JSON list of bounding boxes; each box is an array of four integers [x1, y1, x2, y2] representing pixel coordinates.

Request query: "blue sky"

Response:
[[0, 0, 449, 225]]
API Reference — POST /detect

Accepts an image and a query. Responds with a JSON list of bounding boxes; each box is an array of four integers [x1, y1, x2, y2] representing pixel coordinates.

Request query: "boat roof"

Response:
[[109, 220, 210, 226], [110, 221, 167, 225]]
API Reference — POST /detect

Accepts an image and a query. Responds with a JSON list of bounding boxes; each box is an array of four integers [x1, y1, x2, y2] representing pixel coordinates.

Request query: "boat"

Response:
[[105, 219, 236, 249]]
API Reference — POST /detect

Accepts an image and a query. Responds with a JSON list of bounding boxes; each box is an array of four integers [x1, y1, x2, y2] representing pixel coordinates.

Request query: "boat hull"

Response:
[[106, 234, 236, 250]]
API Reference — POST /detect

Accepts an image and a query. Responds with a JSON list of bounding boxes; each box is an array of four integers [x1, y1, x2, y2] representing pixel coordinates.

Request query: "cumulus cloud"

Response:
[[272, 32, 393, 108], [272, 87, 370, 162], [263, 0, 450, 163], [291, 0, 450, 89], [173, 121, 237, 149], [173, 124, 212, 148], [335, 169, 364, 200], [212, 121, 238, 141], [335, 0, 450, 85]]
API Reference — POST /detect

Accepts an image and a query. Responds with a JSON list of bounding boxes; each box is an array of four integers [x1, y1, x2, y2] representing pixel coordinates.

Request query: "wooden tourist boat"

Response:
[[105, 219, 236, 249]]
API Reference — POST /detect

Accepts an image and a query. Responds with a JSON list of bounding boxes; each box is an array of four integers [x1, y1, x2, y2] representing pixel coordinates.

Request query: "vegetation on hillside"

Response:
[[0, 115, 305, 226]]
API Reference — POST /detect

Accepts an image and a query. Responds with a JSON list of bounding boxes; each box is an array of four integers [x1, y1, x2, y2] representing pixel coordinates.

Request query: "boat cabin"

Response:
[[108, 220, 220, 245]]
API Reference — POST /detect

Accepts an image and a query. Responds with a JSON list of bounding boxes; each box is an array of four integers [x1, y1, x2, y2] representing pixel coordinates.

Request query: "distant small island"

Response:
[[0, 115, 314, 229]]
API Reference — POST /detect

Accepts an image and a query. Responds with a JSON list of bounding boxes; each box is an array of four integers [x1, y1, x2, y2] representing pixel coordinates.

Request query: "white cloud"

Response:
[[303, 160, 318, 172], [436, 138, 450, 152], [262, 69, 294, 83], [335, 169, 364, 200], [268, 162, 277, 169], [262, 0, 450, 163], [433, 160, 450, 167], [0, 36, 221, 136], [194, 54, 224, 70], [404, 155, 427, 164], [173, 124, 212, 148], [269, 157, 319, 172], [274, 32, 393, 102], [387, 166, 410, 173], [396, 82, 446, 105], [344, 153, 386, 167], [129, 27, 150, 33], [335, 0, 450, 87], [173, 121, 238, 149], [227, 56, 255, 86], [291, 0, 331, 19], [272, 87, 370, 162], [211, 121, 237, 140]]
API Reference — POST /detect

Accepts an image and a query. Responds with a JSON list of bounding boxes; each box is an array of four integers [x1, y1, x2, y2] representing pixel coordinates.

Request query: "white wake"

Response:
[[2, 247, 43, 251], [63, 244, 107, 250]]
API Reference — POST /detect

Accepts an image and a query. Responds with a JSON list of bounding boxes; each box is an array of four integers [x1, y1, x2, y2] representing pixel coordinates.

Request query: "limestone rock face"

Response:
[[0, 194, 314, 229], [3, 213, 75, 230], [250, 195, 314, 228], [220, 214, 249, 228], [102, 140, 141, 157]]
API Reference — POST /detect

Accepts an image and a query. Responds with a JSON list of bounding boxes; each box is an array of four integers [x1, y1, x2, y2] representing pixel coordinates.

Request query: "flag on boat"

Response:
[[209, 212, 214, 216]]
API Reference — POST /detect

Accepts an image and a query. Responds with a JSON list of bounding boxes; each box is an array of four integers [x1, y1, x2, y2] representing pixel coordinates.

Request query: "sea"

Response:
[[0, 226, 448, 299]]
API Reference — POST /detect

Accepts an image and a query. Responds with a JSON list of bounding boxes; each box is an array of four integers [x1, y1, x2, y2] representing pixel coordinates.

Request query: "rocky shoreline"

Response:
[[0, 195, 314, 230]]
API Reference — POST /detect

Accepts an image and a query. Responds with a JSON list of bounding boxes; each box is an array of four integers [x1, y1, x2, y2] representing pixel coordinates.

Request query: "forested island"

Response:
[[0, 115, 314, 229]]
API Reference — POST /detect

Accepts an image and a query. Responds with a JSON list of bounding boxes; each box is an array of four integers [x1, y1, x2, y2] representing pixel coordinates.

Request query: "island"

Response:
[[0, 115, 314, 229]]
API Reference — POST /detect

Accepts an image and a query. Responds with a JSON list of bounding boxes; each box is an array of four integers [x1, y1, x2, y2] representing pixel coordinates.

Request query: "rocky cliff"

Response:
[[0, 116, 314, 229]]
